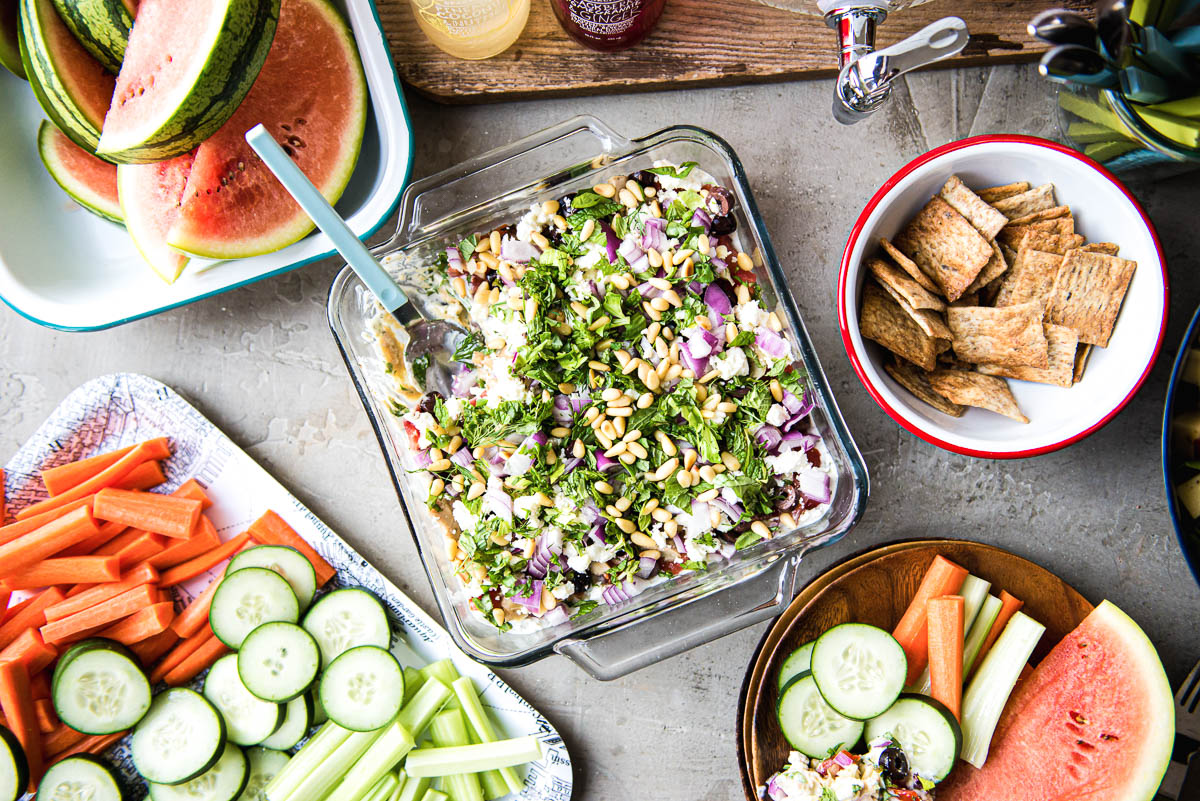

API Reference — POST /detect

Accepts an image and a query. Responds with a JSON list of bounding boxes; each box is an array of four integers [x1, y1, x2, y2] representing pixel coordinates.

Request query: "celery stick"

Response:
[[405, 738, 543, 778], [397, 678, 451, 738], [420, 792, 447, 801], [266, 722, 352, 801], [430, 711, 484, 801], [960, 611, 1045, 769], [911, 575, 992, 694], [450, 677, 523, 796], [363, 773, 399, 801], [283, 727, 388, 801], [418, 660, 461, 711], [394, 773, 430, 801], [475, 768, 508, 801], [386, 774, 408, 801], [963, 594, 1003, 677], [403, 667, 425, 704], [324, 721, 416, 801]]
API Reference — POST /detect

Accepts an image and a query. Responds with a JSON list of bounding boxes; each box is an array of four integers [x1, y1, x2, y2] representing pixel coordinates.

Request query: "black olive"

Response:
[[630, 170, 661, 192], [703, 185, 733, 215], [547, 227, 565, 248], [771, 482, 799, 513], [709, 213, 737, 236], [878, 747, 910, 785], [557, 195, 575, 216], [416, 392, 443, 414]]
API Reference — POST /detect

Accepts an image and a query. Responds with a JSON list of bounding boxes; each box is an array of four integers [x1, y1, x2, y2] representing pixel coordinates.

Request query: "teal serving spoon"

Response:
[[245, 124, 465, 386]]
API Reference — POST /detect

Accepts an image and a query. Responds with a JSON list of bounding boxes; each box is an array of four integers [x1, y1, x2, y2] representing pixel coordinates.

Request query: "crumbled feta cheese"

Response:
[[766, 403, 789, 427], [585, 541, 617, 564], [484, 477, 511, 518], [674, 505, 713, 539], [736, 299, 770, 329], [515, 202, 553, 242], [564, 543, 589, 573], [409, 412, 436, 448], [512, 537, 534, 557], [444, 397, 465, 421], [452, 501, 478, 533], [714, 347, 750, 379], [513, 495, 540, 519], [551, 581, 574, 600], [765, 449, 808, 476], [684, 532, 718, 561]]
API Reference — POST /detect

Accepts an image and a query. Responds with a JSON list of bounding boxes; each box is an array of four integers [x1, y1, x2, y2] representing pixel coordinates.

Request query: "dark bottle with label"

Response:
[[551, 0, 666, 51]]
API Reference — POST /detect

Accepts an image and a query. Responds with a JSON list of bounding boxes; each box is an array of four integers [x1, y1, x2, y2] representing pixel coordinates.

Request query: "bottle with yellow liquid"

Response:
[[409, 0, 529, 59]]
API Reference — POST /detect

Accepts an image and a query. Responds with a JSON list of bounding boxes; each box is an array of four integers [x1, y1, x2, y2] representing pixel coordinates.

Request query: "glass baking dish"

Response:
[[328, 116, 869, 679]]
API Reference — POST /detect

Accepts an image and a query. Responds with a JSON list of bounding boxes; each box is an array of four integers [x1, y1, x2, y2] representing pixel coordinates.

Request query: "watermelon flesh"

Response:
[[38, 121, 122, 223], [939, 600, 1173, 801], [117, 153, 194, 282], [1, 0, 23, 78], [166, 0, 366, 259]]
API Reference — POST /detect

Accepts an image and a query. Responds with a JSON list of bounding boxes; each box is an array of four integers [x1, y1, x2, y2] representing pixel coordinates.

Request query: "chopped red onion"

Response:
[[541, 605, 569, 626], [505, 452, 533, 477], [642, 217, 667, 252], [687, 280, 703, 296], [594, 450, 620, 473], [754, 424, 782, 452], [446, 246, 464, 270], [499, 239, 540, 264], [689, 500, 710, 526], [414, 449, 432, 469], [618, 237, 642, 261], [683, 326, 718, 358], [778, 431, 818, 453], [601, 582, 633, 605], [552, 395, 574, 426], [486, 487, 513, 523], [637, 556, 658, 579], [673, 535, 686, 555], [798, 471, 832, 504], [451, 369, 478, 397], [512, 580, 543, 613], [635, 281, 663, 299], [629, 254, 650, 273], [527, 539, 553, 578], [580, 500, 601, 524], [588, 280, 603, 299], [450, 448, 474, 469], [833, 751, 854, 768], [709, 496, 743, 523], [589, 520, 607, 545], [599, 221, 619, 263], [755, 327, 789, 360], [781, 390, 804, 414], [561, 456, 584, 473], [691, 209, 712, 230], [766, 775, 787, 800], [704, 284, 732, 321], [678, 341, 708, 377], [711, 256, 727, 270]]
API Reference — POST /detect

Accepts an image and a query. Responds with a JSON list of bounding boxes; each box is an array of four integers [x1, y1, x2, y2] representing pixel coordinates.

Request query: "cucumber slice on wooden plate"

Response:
[[776, 641, 815, 692], [228, 546, 317, 612], [52, 638, 152, 734], [204, 654, 282, 747], [0, 726, 29, 801], [257, 693, 314, 752], [238, 747, 290, 801], [865, 694, 962, 783], [319, 645, 404, 732], [36, 755, 121, 801], [210, 567, 300, 649], [811, 623, 908, 720], [302, 588, 390, 668], [149, 743, 249, 801], [132, 688, 227, 785], [237, 621, 320, 703], [776, 671, 864, 758]]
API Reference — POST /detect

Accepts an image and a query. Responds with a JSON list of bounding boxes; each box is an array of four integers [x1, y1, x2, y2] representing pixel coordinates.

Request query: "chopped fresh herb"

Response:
[[571, 600, 599, 619], [411, 354, 430, 388], [457, 234, 478, 262], [452, 331, 485, 364], [729, 329, 755, 348], [568, 200, 622, 228], [734, 531, 763, 550], [679, 560, 708, 572], [647, 161, 698, 179]]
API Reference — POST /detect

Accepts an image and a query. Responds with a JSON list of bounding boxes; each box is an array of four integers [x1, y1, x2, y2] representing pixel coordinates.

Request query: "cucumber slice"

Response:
[[238, 748, 290, 801], [52, 638, 152, 734], [149, 743, 249, 801], [238, 622, 320, 703], [319, 646, 404, 732], [210, 568, 300, 649], [0, 725, 28, 801], [302, 589, 391, 668], [204, 654, 283, 747], [132, 688, 227, 785], [776, 641, 815, 693], [228, 546, 317, 612], [811, 623, 907, 720], [37, 755, 121, 801], [775, 671, 864, 759], [257, 694, 314, 751], [865, 694, 962, 783]]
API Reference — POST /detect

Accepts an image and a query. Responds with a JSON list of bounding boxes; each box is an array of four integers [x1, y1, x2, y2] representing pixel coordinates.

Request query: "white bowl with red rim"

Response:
[[837, 134, 1168, 459]]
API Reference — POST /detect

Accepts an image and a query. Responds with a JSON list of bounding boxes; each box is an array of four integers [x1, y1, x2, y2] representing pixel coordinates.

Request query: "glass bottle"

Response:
[[550, 0, 666, 52], [409, 0, 530, 60]]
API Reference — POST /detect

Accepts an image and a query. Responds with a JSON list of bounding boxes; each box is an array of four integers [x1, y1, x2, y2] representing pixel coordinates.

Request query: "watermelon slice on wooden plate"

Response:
[[0, 0, 409, 330]]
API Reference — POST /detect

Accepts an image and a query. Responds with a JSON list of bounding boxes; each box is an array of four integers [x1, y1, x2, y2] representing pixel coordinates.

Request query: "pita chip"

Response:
[[927, 369, 1029, 423], [939, 175, 1009, 240], [885, 358, 966, 417], [947, 301, 1050, 368], [880, 238, 939, 294], [867, 257, 945, 311], [975, 182, 1031, 203], [977, 324, 1079, 387], [859, 282, 941, 371], [893, 196, 994, 302], [1045, 249, 1137, 347]]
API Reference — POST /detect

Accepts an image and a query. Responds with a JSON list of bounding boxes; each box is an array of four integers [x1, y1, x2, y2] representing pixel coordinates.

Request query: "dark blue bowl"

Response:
[[1161, 302, 1200, 588]]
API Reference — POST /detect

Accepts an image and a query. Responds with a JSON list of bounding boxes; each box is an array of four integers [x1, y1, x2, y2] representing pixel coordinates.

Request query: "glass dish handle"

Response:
[[392, 115, 634, 242], [553, 556, 800, 680]]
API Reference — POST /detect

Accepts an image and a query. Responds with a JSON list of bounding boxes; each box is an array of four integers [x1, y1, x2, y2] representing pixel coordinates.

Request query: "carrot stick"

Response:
[[0, 589, 9, 623], [29, 672, 50, 701], [2, 556, 121, 590], [42, 723, 86, 757], [17, 442, 156, 521], [0, 660, 42, 785], [248, 510, 334, 586], [974, 590, 1024, 669], [98, 602, 175, 646], [164, 634, 228, 686], [33, 699, 57, 734], [0, 628, 59, 674], [0, 589, 66, 651], [0, 506, 100, 579], [892, 554, 968, 686], [129, 629, 178, 666], [150, 625, 214, 684], [101, 531, 166, 570], [0, 498, 95, 548], [927, 595, 964, 721], [46, 730, 126, 766], [171, 567, 226, 639], [92, 488, 201, 540], [159, 531, 253, 587], [40, 584, 157, 645], [48, 563, 161, 621], [148, 516, 221, 569], [173, 479, 212, 510], [58, 520, 127, 559], [40, 438, 171, 496], [112, 461, 167, 492]]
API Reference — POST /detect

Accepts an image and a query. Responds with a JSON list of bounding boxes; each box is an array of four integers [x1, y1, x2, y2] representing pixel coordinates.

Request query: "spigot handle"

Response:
[[873, 15, 970, 77]]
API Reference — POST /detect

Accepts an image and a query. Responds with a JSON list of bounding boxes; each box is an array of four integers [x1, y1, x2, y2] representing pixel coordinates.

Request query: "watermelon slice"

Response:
[[97, 0, 280, 163], [1, 0, 23, 78], [38, 120, 122, 223], [939, 600, 1173, 801], [165, 0, 366, 259], [117, 153, 194, 283]]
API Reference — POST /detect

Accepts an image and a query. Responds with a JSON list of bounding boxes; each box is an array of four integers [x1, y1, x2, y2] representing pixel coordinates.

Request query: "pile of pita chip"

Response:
[[859, 176, 1137, 423]]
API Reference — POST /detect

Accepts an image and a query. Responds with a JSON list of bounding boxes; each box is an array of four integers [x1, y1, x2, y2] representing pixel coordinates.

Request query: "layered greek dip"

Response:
[[380, 162, 835, 631], [764, 739, 934, 801]]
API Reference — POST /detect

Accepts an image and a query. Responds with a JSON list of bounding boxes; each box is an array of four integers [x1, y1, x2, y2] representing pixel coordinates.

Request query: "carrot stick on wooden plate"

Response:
[[892, 554, 968, 686], [926, 594, 964, 720]]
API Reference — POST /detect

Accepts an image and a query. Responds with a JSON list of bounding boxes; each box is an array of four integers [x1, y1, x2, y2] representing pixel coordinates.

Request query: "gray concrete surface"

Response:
[[3, 64, 1199, 799]]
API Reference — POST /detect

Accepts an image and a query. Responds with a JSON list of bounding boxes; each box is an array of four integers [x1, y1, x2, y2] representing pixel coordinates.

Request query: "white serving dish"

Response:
[[837, 134, 1168, 459], [1, 373, 571, 799], [0, 0, 411, 331]]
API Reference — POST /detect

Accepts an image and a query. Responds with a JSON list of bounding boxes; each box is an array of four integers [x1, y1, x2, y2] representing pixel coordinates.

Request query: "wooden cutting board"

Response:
[[377, 0, 1092, 103]]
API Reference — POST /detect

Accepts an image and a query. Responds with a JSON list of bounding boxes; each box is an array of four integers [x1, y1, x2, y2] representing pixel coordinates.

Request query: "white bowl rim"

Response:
[[836, 134, 1169, 459]]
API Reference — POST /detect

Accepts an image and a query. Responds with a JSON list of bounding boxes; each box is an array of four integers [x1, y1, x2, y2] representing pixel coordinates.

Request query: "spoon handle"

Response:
[[245, 124, 408, 313]]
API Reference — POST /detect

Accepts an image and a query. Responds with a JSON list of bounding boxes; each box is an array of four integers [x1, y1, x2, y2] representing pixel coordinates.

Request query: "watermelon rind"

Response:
[[0, 0, 25, 78], [19, 0, 115, 156], [50, 0, 133, 74], [166, 0, 367, 259], [96, 0, 280, 164], [117, 158, 192, 283], [38, 120, 123, 224]]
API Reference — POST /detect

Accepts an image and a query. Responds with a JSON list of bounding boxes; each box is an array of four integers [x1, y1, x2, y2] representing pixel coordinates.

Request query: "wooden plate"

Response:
[[739, 540, 1094, 798]]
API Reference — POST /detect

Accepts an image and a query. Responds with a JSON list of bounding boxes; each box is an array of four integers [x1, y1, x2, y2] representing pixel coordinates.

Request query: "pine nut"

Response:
[[445, 537, 460, 561], [618, 188, 637, 208], [608, 394, 632, 408], [627, 180, 644, 202], [699, 465, 718, 483], [541, 587, 557, 611], [655, 338, 669, 359], [593, 183, 616, 198], [646, 322, 662, 341], [769, 312, 783, 332], [657, 431, 677, 456], [600, 421, 617, 440], [696, 315, 712, 331], [666, 364, 683, 381], [676, 470, 693, 488], [467, 482, 485, 500], [542, 199, 560, 216], [627, 441, 648, 459], [640, 549, 661, 560], [683, 450, 698, 470], [641, 498, 660, 515], [580, 219, 596, 240], [608, 174, 627, 189], [673, 249, 694, 265], [610, 274, 630, 290], [613, 517, 635, 534], [624, 429, 642, 442], [596, 430, 613, 449], [600, 388, 620, 402], [662, 289, 682, 307], [655, 359, 670, 380], [709, 507, 722, 527], [490, 531, 510, 546], [588, 360, 611, 372], [651, 507, 672, 523], [451, 276, 467, 297], [604, 442, 628, 458], [595, 480, 615, 494], [769, 379, 783, 402], [751, 520, 771, 539], [664, 520, 679, 537], [550, 427, 570, 438], [584, 407, 600, 423], [697, 234, 710, 254], [588, 315, 611, 332], [493, 607, 506, 625], [650, 200, 663, 218], [473, 283, 490, 306], [700, 369, 721, 384], [647, 248, 663, 269], [717, 402, 738, 414], [613, 416, 626, 437], [637, 392, 653, 409], [721, 452, 741, 471], [429, 459, 452, 472], [649, 277, 671, 291], [489, 230, 502, 254], [631, 532, 656, 550], [653, 458, 679, 481], [736, 252, 754, 272], [644, 371, 661, 392], [650, 297, 670, 312], [725, 322, 739, 343], [531, 231, 551, 251], [615, 350, 632, 366], [646, 306, 663, 322], [430, 478, 445, 497], [780, 511, 797, 529], [524, 297, 539, 322]]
